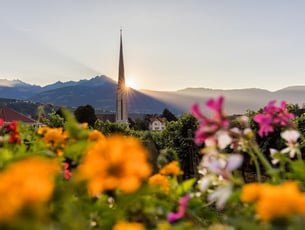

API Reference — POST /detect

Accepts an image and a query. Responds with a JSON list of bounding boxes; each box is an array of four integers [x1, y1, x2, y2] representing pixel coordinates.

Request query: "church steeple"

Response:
[[115, 29, 128, 123]]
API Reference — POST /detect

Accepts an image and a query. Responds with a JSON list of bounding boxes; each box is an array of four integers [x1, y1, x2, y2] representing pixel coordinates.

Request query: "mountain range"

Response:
[[1, 75, 305, 115]]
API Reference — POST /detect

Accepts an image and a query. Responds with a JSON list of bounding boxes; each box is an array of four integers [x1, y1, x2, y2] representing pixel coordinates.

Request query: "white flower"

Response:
[[201, 153, 243, 180], [226, 154, 243, 172], [270, 148, 281, 165], [198, 168, 208, 176], [207, 183, 233, 210], [280, 130, 300, 158], [198, 175, 213, 192], [281, 130, 300, 143], [216, 131, 232, 149]]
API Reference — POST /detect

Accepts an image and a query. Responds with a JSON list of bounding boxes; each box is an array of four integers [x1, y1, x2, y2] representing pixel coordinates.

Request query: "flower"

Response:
[[63, 162, 72, 180], [159, 161, 183, 176], [148, 173, 170, 193], [0, 120, 21, 144], [113, 221, 145, 230], [88, 129, 105, 142], [281, 130, 300, 158], [253, 114, 273, 137], [76, 135, 151, 196], [0, 157, 60, 222], [207, 183, 233, 210], [269, 129, 300, 164], [201, 153, 243, 180], [269, 148, 282, 165], [254, 100, 295, 137], [167, 195, 190, 223], [241, 182, 305, 221], [191, 96, 229, 145], [38, 126, 69, 151], [240, 182, 261, 203], [198, 174, 214, 192]]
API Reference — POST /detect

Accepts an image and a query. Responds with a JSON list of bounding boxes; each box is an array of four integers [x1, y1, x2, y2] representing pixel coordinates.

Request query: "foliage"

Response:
[[94, 119, 130, 136], [3, 97, 305, 229], [74, 104, 97, 127], [161, 108, 177, 122], [129, 117, 149, 130], [161, 113, 201, 178]]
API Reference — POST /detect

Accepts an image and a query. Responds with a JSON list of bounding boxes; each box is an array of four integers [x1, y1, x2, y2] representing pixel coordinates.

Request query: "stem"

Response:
[[249, 141, 280, 183]]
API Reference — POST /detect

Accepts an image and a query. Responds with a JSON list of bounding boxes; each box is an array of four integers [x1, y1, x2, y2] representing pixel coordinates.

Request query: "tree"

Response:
[[161, 113, 200, 179], [94, 120, 129, 136], [129, 117, 149, 130], [161, 108, 177, 122], [74, 105, 97, 127]]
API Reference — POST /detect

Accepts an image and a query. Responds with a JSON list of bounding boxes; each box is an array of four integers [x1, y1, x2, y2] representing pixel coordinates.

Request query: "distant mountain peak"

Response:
[[0, 79, 28, 87]]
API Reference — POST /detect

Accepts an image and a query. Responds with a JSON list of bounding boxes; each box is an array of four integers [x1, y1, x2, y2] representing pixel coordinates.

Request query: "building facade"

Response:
[[149, 117, 167, 131]]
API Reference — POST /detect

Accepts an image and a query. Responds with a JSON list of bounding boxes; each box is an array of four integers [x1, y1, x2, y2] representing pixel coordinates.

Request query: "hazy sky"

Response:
[[1, 0, 305, 91]]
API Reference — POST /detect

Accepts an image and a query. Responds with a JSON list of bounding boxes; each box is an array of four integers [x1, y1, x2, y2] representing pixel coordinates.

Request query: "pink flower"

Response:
[[167, 195, 190, 223], [191, 96, 229, 145], [253, 114, 273, 137], [254, 101, 294, 137]]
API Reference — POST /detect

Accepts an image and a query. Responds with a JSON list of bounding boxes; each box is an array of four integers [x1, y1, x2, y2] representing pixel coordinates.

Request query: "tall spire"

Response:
[[115, 29, 128, 124]]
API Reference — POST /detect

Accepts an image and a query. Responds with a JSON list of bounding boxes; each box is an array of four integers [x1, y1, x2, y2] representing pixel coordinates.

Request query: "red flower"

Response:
[[63, 163, 72, 180]]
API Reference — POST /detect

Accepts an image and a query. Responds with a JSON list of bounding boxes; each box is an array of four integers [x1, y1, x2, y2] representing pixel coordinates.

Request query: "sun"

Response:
[[126, 78, 137, 89]]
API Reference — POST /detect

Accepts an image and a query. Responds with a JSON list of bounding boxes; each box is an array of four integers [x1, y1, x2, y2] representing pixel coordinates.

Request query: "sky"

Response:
[[1, 0, 305, 91]]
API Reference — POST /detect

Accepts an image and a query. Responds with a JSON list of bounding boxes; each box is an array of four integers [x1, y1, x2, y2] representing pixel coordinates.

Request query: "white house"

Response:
[[149, 117, 167, 131]]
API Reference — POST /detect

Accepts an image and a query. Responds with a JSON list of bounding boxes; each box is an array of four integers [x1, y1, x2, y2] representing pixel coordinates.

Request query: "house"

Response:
[[0, 106, 37, 124], [149, 117, 167, 131]]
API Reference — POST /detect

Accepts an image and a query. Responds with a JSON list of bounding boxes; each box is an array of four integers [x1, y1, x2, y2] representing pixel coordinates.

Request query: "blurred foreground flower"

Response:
[[63, 162, 72, 180], [148, 173, 170, 193], [241, 181, 305, 221], [159, 160, 183, 176], [192, 96, 243, 209], [167, 195, 190, 223], [113, 221, 145, 230], [191, 96, 229, 145], [0, 157, 60, 222], [76, 135, 151, 196]]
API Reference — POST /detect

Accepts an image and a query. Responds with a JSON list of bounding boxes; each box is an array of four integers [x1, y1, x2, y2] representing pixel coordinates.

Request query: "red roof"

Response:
[[0, 106, 37, 123]]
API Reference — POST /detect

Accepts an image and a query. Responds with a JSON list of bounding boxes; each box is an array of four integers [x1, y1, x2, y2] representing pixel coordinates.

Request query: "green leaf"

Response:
[[175, 178, 196, 195]]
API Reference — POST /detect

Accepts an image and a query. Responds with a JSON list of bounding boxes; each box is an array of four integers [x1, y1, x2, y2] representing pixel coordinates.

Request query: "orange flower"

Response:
[[113, 221, 145, 230], [148, 173, 169, 193], [159, 161, 183, 176], [80, 122, 88, 129], [0, 157, 60, 222], [76, 135, 151, 196], [241, 182, 305, 221], [240, 183, 261, 203], [38, 126, 69, 151], [88, 129, 105, 142]]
